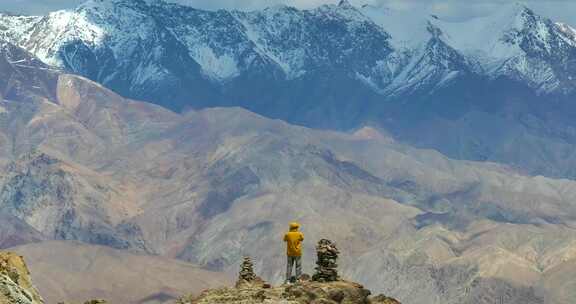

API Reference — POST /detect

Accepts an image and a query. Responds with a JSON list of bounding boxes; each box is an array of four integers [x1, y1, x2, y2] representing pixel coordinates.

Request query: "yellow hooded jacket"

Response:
[[284, 222, 304, 257]]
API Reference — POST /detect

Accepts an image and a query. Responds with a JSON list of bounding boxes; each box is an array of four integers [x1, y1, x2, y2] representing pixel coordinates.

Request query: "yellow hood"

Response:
[[289, 222, 300, 231]]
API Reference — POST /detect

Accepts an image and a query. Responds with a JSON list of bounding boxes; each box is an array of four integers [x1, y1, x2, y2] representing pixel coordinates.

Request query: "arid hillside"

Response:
[[11, 241, 230, 304]]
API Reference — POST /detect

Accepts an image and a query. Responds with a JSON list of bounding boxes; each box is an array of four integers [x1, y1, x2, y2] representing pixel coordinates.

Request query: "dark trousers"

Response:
[[286, 255, 302, 281]]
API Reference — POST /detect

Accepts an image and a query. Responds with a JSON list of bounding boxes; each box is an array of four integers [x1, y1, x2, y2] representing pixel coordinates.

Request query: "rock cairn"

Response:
[[238, 256, 257, 282], [236, 256, 266, 288], [312, 239, 340, 282]]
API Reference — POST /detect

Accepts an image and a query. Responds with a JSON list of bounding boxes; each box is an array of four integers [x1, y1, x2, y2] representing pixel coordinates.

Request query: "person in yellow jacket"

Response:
[[283, 222, 304, 283]]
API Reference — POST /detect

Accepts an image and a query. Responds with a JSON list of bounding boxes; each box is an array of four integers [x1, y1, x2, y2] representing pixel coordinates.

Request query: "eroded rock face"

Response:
[[0, 252, 43, 304], [0, 151, 147, 251]]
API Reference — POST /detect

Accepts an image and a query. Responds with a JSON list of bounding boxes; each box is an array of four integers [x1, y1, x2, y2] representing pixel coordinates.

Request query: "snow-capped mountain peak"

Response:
[[1, 0, 576, 108]]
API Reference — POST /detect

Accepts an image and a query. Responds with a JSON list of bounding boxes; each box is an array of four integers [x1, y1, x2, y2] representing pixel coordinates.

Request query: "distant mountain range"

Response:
[[1, 38, 576, 303], [2, 0, 576, 178]]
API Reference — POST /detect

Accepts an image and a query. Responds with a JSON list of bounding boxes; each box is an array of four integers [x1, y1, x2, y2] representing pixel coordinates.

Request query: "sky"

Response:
[[3, 0, 576, 26]]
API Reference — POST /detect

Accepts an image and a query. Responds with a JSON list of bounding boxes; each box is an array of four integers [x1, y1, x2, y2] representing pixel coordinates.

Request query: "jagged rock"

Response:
[[312, 239, 340, 282], [0, 252, 43, 304]]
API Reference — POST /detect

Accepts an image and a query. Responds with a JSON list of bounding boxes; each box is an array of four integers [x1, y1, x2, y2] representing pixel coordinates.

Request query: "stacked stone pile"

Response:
[[312, 239, 340, 282], [238, 256, 257, 282], [236, 256, 267, 288]]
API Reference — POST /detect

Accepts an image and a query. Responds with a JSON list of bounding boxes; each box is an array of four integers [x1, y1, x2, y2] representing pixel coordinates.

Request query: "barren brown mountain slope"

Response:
[[2, 41, 576, 303], [10, 241, 231, 304]]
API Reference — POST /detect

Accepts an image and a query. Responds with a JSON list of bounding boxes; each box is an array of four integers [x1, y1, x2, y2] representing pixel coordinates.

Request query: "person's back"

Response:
[[283, 222, 304, 283], [284, 231, 304, 257]]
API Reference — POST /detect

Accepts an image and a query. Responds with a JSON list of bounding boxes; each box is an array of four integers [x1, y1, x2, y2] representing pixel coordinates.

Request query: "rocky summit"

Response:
[[178, 239, 400, 304], [187, 280, 400, 304], [184, 239, 400, 304]]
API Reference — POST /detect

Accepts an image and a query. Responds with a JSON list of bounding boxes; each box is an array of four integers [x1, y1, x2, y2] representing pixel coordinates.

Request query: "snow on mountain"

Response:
[[360, 2, 576, 94], [0, 15, 39, 45], [0, 0, 446, 90], [0, 0, 393, 98], [3, 0, 576, 177], [360, 2, 576, 95], [431, 4, 528, 61], [149, 1, 295, 83], [230, 1, 393, 81], [382, 22, 478, 96], [4, 0, 575, 98], [429, 3, 576, 93], [359, 3, 431, 50], [557, 22, 576, 41], [1, 0, 576, 95]]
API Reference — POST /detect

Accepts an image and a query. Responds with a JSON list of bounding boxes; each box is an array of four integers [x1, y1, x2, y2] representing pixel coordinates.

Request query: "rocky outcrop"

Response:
[[0, 247, 400, 304], [185, 280, 400, 304], [185, 250, 400, 304], [0, 252, 43, 304]]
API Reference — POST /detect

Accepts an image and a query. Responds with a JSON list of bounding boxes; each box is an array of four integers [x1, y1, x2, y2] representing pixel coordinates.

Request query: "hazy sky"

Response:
[[3, 0, 576, 26]]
